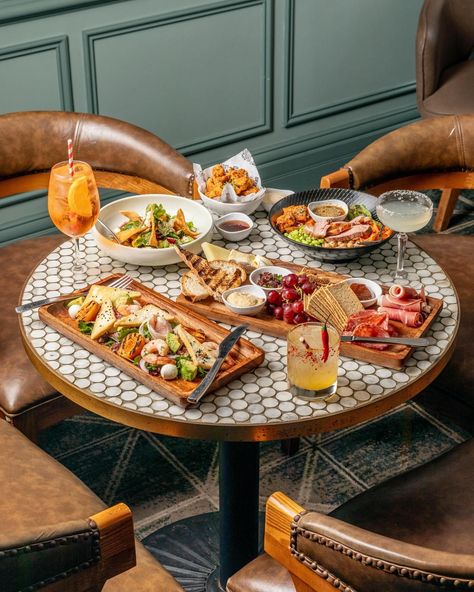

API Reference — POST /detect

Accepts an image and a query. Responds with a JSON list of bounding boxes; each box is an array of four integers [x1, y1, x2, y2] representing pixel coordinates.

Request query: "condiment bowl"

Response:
[[222, 285, 267, 316], [249, 265, 292, 293], [307, 199, 348, 222], [215, 212, 254, 241], [343, 277, 382, 308], [200, 192, 265, 216]]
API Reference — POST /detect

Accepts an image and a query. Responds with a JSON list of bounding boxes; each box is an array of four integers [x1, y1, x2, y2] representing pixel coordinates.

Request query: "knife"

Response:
[[187, 325, 248, 405], [341, 335, 430, 346]]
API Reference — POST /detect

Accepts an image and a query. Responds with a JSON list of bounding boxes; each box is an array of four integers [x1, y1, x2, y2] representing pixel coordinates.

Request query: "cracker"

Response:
[[327, 281, 363, 317]]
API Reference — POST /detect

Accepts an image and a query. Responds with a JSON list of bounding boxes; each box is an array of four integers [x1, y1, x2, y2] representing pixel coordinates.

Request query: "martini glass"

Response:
[[376, 190, 433, 281]]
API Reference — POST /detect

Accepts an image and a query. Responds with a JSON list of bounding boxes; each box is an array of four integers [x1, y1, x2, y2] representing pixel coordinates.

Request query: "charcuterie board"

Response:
[[39, 275, 265, 407], [177, 260, 443, 369]]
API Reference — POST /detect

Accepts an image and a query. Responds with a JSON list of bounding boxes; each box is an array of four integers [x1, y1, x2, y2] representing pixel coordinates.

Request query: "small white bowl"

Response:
[[222, 285, 267, 316], [308, 199, 348, 223], [249, 265, 292, 293], [200, 191, 265, 216], [215, 213, 254, 241], [343, 278, 382, 308], [262, 188, 294, 213]]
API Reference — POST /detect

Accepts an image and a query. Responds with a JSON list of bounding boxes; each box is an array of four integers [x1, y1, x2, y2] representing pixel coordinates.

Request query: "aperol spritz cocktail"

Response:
[[48, 161, 100, 274]]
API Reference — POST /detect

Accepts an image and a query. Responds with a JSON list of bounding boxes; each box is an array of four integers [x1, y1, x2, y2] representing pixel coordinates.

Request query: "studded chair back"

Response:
[[0, 110, 195, 199]]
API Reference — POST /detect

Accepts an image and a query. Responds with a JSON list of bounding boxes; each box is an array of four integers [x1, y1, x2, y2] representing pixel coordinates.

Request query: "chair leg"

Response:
[[433, 188, 460, 232], [281, 438, 300, 456]]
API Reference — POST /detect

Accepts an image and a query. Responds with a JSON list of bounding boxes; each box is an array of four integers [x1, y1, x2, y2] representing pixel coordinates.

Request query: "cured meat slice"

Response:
[[389, 285, 419, 300], [378, 306, 424, 328], [352, 323, 391, 350], [345, 310, 389, 333], [378, 294, 422, 312]]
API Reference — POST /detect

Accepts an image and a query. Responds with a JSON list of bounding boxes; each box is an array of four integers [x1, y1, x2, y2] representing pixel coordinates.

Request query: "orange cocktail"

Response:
[[48, 160, 100, 273]]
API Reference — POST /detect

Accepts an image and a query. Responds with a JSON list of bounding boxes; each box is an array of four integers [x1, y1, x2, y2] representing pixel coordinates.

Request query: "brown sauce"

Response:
[[312, 205, 345, 217], [219, 220, 250, 232]]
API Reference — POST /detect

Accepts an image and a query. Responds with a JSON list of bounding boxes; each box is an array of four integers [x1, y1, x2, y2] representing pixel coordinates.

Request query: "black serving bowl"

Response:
[[269, 188, 391, 263]]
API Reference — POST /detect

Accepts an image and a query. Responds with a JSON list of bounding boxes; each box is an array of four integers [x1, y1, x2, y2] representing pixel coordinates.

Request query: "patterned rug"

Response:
[[37, 188, 472, 590]]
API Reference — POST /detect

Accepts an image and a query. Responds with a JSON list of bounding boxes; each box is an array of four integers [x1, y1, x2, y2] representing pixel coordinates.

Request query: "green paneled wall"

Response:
[[0, 0, 423, 245]]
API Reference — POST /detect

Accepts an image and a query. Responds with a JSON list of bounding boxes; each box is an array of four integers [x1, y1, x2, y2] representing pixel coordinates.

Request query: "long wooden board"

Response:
[[39, 275, 265, 408], [176, 260, 443, 369]]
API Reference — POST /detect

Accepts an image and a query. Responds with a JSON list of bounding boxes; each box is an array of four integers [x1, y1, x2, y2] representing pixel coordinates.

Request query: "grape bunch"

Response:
[[266, 273, 316, 325]]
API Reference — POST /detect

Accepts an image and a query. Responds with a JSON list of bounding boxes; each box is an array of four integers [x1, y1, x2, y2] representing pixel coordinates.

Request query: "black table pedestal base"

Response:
[[143, 511, 264, 592]]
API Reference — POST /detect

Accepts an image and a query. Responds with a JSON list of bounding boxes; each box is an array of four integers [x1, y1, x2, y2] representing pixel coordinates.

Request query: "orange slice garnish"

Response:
[[67, 176, 92, 217]]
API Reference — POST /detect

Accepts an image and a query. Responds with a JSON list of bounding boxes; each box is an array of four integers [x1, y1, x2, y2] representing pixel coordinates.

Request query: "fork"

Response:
[[15, 274, 135, 314]]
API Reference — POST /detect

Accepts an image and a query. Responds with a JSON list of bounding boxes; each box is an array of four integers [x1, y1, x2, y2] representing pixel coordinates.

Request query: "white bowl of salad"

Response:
[[93, 194, 214, 266]]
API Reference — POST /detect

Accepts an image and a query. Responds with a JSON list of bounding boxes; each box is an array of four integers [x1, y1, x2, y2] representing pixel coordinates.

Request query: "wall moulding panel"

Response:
[[83, 0, 273, 154], [284, 0, 418, 128], [0, 36, 74, 112]]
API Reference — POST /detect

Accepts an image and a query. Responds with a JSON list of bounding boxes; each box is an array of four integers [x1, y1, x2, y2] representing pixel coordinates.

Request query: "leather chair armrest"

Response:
[[0, 503, 135, 592], [293, 511, 474, 591]]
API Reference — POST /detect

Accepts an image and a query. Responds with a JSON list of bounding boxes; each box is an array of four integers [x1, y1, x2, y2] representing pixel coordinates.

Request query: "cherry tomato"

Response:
[[291, 300, 305, 314], [283, 273, 298, 288], [282, 287, 298, 302], [267, 290, 282, 306]]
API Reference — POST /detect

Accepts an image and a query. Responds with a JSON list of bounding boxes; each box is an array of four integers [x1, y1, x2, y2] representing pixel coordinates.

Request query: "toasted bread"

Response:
[[181, 271, 211, 302], [175, 248, 246, 301]]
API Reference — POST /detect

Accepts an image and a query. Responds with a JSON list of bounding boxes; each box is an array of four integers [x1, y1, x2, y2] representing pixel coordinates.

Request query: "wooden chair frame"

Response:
[[265, 492, 337, 592], [320, 169, 474, 232]]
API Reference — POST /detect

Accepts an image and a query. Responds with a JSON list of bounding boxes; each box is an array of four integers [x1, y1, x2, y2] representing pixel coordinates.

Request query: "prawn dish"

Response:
[[115, 202, 200, 249], [204, 164, 259, 199], [274, 203, 393, 249], [65, 283, 236, 383]]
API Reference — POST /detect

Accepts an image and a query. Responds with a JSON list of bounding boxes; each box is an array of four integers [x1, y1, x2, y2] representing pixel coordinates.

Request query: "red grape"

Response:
[[297, 274, 308, 286], [301, 282, 314, 295], [291, 300, 305, 314], [283, 273, 298, 288], [273, 306, 283, 320], [283, 308, 295, 323], [266, 304, 276, 316], [267, 290, 282, 306], [294, 312, 307, 324], [282, 287, 298, 302]]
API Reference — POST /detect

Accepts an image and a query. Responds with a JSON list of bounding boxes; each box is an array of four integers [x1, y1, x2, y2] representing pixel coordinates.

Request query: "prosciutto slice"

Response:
[[389, 285, 419, 299], [378, 294, 422, 312], [344, 310, 389, 333], [378, 307, 424, 328]]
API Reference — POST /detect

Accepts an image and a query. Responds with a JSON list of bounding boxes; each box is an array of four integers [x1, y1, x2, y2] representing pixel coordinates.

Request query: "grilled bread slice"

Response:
[[181, 271, 211, 302], [175, 248, 246, 301]]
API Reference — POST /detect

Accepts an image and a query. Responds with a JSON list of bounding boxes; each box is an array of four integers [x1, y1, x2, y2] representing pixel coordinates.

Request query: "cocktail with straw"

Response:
[[47, 139, 100, 275]]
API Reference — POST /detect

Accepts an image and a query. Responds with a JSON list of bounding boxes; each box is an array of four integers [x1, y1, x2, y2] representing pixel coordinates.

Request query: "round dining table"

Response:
[[19, 210, 459, 591]]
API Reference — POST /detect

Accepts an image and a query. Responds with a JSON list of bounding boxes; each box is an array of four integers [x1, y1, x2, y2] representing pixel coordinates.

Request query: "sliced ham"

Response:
[[350, 215, 372, 225], [389, 285, 419, 299], [303, 219, 330, 238], [325, 224, 371, 242], [378, 294, 422, 312], [378, 306, 424, 328]]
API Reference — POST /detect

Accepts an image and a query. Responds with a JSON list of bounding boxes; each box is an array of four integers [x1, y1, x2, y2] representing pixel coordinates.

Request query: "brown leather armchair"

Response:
[[228, 438, 474, 592], [0, 416, 184, 591], [416, 0, 474, 118], [0, 110, 194, 442]]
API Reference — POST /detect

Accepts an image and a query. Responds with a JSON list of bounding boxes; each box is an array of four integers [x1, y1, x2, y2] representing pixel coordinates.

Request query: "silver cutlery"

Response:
[[95, 218, 121, 244], [15, 274, 134, 314], [341, 335, 430, 347], [187, 325, 248, 405]]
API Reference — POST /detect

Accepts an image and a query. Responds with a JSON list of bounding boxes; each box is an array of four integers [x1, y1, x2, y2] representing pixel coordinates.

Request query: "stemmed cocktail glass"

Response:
[[376, 190, 433, 281]]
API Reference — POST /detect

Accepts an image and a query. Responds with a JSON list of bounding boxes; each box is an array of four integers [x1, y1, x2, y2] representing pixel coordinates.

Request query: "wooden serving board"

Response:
[[39, 275, 265, 408], [176, 260, 443, 370]]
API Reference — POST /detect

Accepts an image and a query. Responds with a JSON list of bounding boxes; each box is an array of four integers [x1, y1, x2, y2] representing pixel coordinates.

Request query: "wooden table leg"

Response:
[[433, 188, 460, 232]]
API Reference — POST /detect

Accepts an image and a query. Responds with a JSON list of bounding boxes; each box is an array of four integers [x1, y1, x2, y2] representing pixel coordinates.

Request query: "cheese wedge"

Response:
[[81, 285, 141, 309], [202, 242, 231, 262], [175, 325, 216, 369], [114, 304, 175, 328], [91, 298, 116, 340]]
